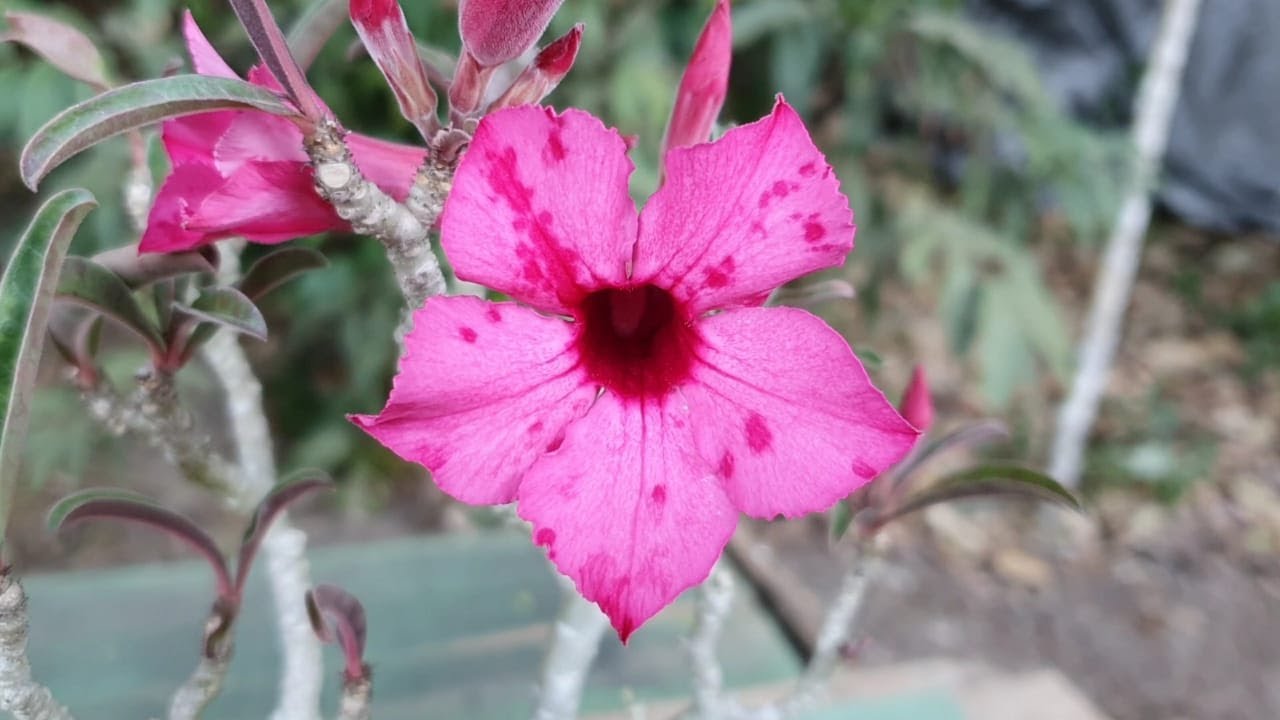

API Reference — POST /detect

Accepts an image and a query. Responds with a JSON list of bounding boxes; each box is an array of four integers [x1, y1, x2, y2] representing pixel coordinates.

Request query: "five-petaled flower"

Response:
[[139, 13, 425, 254], [352, 100, 919, 639]]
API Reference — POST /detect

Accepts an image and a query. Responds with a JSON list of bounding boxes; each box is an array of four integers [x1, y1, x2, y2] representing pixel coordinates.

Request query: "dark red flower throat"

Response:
[[575, 284, 698, 399]]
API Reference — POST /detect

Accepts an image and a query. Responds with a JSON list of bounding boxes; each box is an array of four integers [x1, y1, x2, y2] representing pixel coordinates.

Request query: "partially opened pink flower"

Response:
[[353, 100, 918, 639], [140, 13, 426, 254]]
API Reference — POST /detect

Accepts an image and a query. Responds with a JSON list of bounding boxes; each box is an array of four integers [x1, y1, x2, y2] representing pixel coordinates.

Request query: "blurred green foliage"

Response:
[[3, 0, 1132, 490]]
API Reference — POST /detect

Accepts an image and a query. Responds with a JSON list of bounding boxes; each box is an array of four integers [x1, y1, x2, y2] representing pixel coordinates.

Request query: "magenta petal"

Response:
[[352, 296, 596, 505], [517, 393, 738, 640], [635, 99, 854, 314], [899, 365, 934, 433], [139, 163, 225, 253], [682, 307, 918, 518], [441, 105, 638, 314], [347, 133, 427, 202], [182, 12, 237, 79], [662, 0, 731, 156], [186, 161, 343, 243]]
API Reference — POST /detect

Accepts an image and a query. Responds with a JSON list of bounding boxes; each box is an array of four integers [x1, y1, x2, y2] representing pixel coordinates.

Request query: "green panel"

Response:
[[802, 690, 965, 720], [22, 533, 802, 719]]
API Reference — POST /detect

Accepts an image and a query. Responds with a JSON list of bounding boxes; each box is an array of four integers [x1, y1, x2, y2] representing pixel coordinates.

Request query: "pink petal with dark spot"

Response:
[[681, 307, 919, 518], [351, 296, 596, 505], [441, 105, 639, 314], [635, 99, 854, 314], [517, 392, 738, 641]]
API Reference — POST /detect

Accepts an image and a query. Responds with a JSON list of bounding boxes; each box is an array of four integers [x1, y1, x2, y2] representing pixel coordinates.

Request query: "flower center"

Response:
[[575, 284, 698, 399]]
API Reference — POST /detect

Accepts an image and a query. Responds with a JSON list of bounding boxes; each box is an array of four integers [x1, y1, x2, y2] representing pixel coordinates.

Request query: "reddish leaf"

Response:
[[3, 11, 111, 91], [306, 584, 368, 681], [235, 470, 334, 593]]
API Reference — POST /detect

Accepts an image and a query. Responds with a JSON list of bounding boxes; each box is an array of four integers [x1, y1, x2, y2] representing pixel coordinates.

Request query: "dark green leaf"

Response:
[[887, 420, 1010, 490], [48, 488, 233, 598], [0, 189, 96, 539], [56, 256, 164, 351], [21, 75, 297, 190], [235, 470, 333, 592], [287, 0, 350, 71], [829, 500, 854, 543], [237, 247, 328, 301], [872, 463, 1082, 531], [176, 287, 268, 342], [92, 244, 217, 289]]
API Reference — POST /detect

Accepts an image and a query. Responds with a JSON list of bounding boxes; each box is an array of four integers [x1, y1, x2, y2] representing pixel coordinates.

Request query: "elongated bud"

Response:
[[490, 24, 582, 110], [458, 0, 564, 67], [662, 0, 732, 157], [899, 365, 934, 433], [350, 0, 440, 138], [448, 50, 495, 116]]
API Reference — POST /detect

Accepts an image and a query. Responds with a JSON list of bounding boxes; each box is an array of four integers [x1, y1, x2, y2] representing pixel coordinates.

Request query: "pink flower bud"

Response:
[[458, 0, 565, 67], [662, 0, 732, 157], [490, 24, 582, 110], [899, 365, 934, 433], [350, 0, 439, 138]]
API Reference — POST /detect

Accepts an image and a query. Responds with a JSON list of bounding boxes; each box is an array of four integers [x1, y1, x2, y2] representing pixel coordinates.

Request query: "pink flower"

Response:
[[353, 101, 918, 639], [899, 365, 934, 433], [139, 13, 426, 254], [662, 0, 732, 157]]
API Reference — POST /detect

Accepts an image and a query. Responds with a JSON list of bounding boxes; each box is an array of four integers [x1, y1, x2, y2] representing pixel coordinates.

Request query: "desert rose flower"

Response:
[[352, 101, 919, 639], [139, 13, 426, 254]]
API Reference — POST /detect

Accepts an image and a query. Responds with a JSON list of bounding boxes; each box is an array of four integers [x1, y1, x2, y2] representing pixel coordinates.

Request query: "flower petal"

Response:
[[185, 161, 342, 243], [635, 99, 854, 314], [347, 133, 426, 202], [352, 296, 595, 505], [441, 105, 638, 314], [182, 11, 237, 79], [517, 393, 738, 640], [662, 0, 731, 157], [681, 307, 918, 518], [139, 163, 224, 253]]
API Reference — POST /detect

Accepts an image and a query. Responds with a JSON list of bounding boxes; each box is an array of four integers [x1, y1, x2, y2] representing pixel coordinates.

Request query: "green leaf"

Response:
[[48, 487, 233, 598], [21, 74, 297, 190], [872, 463, 1082, 531], [56, 256, 165, 352], [829, 500, 854, 543], [176, 286, 268, 342], [236, 470, 333, 592], [0, 189, 96, 540], [237, 247, 329, 301]]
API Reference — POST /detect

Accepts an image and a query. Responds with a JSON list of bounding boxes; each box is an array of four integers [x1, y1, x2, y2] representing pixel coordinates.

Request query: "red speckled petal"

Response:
[[352, 296, 596, 505], [635, 99, 854, 314], [517, 392, 738, 641], [680, 307, 919, 518], [441, 105, 638, 314]]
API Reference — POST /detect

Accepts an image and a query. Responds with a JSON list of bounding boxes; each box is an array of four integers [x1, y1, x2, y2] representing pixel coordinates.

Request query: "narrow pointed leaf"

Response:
[[872, 463, 1082, 531], [237, 247, 328, 301], [3, 11, 111, 90], [93, 244, 217, 289], [56, 256, 165, 351], [887, 420, 1010, 491], [49, 488, 233, 597], [228, 0, 326, 119], [0, 189, 96, 539], [175, 286, 268, 342], [235, 470, 334, 592], [21, 75, 297, 190], [306, 584, 368, 681], [829, 500, 854, 544]]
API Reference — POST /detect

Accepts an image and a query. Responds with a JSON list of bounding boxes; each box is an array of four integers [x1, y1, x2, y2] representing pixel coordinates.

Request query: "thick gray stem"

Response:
[[685, 565, 736, 720], [166, 650, 230, 720], [336, 677, 372, 720], [531, 579, 610, 720], [1049, 0, 1202, 487], [0, 574, 74, 720]]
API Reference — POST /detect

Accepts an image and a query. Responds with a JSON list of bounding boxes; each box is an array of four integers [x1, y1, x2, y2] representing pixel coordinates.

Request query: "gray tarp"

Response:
[[971, 0, 1280, 235]]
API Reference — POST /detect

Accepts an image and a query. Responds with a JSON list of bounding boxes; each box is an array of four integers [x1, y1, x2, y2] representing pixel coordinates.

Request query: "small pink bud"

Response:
[[458, 0, 565, 67], [662, 0, 732, 157], [448, 50, 496, 116], [350, 0, 440, 138], [899, 365, 934, 432], [490, 24, 582, 110]]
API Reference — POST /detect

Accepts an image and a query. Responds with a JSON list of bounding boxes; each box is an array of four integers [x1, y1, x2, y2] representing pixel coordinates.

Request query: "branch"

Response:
[[201, 241, 323, 720], [306, 119, 447, 316], [530, 577, 610, 720], [1049, 0, 1203, 487], [166, 617, 231, 720], [683, 564, 737, 720], [0, 571, 75, 720], [336, 677, 372, 720]]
